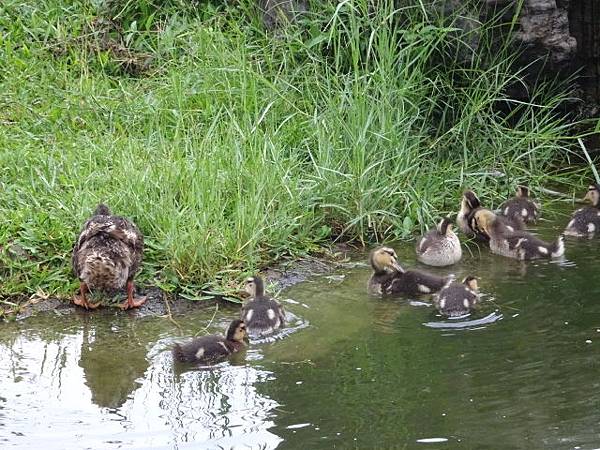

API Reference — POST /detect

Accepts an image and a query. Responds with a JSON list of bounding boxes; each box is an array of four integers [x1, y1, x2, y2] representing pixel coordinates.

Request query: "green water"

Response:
[[2, 216, 600, 449]]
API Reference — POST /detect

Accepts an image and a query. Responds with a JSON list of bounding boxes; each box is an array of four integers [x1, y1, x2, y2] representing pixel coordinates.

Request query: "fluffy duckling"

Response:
[[564, 183, 600, 238], [172, 319, 247, 364], [434, 276, 479, 317], [473, 209, 564, 260], [457, 190, 483, 238], [240, 276, 285, 335], [457, 190, 524, 241], [416, 217, 462, 267], [499, 185, 540, 224], [72, 204, 145, 310], [367, 247, 449, 296]]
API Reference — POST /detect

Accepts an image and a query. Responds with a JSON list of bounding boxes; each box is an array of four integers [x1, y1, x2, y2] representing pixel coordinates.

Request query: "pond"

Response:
[[1, 210, 600, 449]]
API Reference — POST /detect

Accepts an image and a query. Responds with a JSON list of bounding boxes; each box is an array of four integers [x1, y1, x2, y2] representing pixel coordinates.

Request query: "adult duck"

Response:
[[72, 204, 145, 309]]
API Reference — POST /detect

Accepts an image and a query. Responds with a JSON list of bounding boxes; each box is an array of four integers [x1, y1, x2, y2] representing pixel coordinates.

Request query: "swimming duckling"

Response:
[[416, 217, 462, 267], [564, 183, 600, 238], [457, 190, 524, 241], [499, 185, 540, 224], [240, 276, 285, 336], [472, 209, 564, 260], [457, 190, 483, 238], [434, 276, 479, 317], [172, 319, 247, 364], [367, 247, 449, 296], [72, 204, 145, 310]]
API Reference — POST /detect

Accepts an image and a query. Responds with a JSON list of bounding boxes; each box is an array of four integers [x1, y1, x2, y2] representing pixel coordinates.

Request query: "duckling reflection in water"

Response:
[[367, 247, 449, 297], [499, 185, 540, 224], [472, 209, 564, 260], [434, 276, 479, 317], [564, 183, 600, 238], [416, 217, 462, 267], [172, 320, 248, 365], [240, 275, 286, 336]]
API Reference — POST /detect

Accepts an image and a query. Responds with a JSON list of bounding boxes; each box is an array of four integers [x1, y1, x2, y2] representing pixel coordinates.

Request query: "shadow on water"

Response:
[[2, 206, 600, 449]]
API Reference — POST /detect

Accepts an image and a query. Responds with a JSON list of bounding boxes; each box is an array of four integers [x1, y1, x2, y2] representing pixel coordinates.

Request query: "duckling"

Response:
[[457, 190, 524, 241], [472, 209, 564, 260], [434, 276, 479, 317], [564, 183, 600, 238], [72, 204, 145, 310], [499, 185, 540, 224], [172, 320, 247, 364], [367, 247, 449, 297], [240, 275, 285, 335], [457, 190, 483, 238], [416, 217, 462, 267]]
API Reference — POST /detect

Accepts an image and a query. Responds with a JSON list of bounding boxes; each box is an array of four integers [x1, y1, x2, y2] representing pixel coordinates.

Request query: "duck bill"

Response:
[[391, 261, 404, 273]]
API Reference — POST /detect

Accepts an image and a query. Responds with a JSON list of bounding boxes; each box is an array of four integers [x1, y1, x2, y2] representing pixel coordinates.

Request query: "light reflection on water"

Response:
[[0, 319, 283, 449]]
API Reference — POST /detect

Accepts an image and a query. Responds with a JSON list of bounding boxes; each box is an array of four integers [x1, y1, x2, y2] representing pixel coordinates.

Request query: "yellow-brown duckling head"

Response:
[[583, 183, 600, 207], [244, 275, 266, 298], [370, 247, 404, 274], [462, 276, 479, 292], [471, 209, 496, 236], [226, 319, 248, 344]]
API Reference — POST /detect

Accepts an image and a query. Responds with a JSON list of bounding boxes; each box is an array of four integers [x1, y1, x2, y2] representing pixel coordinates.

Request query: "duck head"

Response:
[[516, 185, 530, 198], [370, 247, 404, 274], [438, 217, 455, 236], [226, 319, 248, 344], [462, 276, 478, 292], [583, 184, 600, 207], [459, 190, 481, 217], [464, 190, 481, 209], [244, 275, 265, 298], [471, 209, 496, 236]]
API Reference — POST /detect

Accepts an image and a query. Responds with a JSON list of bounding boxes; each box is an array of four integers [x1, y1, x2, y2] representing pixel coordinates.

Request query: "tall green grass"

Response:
[[0, 0, 589, 300]]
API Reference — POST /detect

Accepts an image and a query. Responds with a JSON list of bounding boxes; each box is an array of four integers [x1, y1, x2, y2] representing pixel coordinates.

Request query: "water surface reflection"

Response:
[[0, 313, 283, 449], [1, 207, 600, 448]]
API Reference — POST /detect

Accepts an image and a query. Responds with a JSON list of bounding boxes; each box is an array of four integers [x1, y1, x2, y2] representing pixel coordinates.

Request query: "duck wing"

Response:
[[72, 212, 143, 278]]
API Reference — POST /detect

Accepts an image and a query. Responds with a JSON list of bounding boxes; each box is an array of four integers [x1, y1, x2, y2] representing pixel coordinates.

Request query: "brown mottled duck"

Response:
[[72, 204, 145, 310]]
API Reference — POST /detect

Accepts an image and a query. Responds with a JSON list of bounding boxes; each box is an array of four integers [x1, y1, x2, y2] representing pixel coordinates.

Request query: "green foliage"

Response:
[[0, 0, 589, 299]]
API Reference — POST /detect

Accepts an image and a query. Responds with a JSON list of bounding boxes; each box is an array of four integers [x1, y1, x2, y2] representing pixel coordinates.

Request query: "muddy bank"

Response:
[[3, 249, 355, 321]]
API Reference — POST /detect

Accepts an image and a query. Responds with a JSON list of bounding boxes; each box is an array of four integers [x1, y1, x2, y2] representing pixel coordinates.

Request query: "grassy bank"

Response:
[[0, 0, 592, 302]]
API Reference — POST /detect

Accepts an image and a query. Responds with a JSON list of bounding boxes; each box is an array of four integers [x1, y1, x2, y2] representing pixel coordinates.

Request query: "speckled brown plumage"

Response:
[[416, 217, 462, 267], [72, 204, 145, 309]]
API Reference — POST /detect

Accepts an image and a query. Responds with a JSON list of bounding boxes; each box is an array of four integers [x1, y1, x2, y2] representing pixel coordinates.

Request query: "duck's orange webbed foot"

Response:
[[73, 282, 101, 310], [119, 280, 147, 310]]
